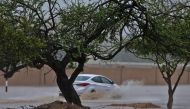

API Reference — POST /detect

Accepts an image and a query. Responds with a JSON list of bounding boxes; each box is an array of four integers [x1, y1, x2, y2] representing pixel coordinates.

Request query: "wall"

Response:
[[0, 63, 190, 86]]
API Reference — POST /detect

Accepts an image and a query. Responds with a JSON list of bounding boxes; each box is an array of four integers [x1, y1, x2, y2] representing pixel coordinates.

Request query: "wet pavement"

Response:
[[0, 85, 190, 109]]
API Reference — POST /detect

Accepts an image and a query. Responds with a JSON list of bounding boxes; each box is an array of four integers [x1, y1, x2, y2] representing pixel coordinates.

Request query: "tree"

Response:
[[0, 2, 44, 78], [0, 0, 149, 107], [0, 1, 45, 93], [127, 1, 190, 109]]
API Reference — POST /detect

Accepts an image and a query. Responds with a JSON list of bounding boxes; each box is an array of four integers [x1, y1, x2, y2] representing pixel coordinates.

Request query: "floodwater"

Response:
[[0, 85, 190, 109], [0, 86, 61, 109]]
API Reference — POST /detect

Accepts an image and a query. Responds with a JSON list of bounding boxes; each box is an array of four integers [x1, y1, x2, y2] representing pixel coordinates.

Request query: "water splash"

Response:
[[81, 80, 144, 100]]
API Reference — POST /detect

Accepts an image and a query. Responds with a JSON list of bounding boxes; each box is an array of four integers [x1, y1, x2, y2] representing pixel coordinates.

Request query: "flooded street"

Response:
[[0, 85, 190, 109], [0, 86, 60, 109]]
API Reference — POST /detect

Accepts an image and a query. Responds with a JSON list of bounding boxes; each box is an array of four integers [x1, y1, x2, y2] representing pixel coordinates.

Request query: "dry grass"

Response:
[[35, 101, 90, 109], [35, 101, 160, 109], [109, 103, 160, 108]]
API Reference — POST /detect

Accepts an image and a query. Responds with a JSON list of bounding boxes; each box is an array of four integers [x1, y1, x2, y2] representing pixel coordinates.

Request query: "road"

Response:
[[0, 85, 190, 109]]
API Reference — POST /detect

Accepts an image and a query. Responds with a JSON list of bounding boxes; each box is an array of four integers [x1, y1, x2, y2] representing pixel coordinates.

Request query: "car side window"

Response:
[[92, 76, 102, 83], [101, 77, 113, 84], [75, 76, 90, 81]]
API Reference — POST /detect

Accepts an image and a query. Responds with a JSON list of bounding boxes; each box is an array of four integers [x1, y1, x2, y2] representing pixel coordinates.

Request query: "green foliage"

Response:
[[0, 2, 45, 67], [127, 0, 190, 77], [59, 2, 118, 57], [0, 0, 188, 79], [59, 1, 146, 60], [127, 4, 190, 108], [0, 1, 189, 107]]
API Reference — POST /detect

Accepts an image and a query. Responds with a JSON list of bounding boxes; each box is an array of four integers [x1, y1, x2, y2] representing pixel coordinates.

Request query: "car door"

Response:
[[91, 76, 114, 92], [91, 76, 105, 92], [100, 76, 114, 91]]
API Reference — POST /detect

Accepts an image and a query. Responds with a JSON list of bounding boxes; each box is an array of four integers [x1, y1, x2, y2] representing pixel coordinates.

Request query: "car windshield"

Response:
[[75, 76, 90, 81]]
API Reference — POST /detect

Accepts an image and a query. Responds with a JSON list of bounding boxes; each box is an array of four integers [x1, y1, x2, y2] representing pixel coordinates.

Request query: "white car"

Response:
[[73, 74, 119, 95]]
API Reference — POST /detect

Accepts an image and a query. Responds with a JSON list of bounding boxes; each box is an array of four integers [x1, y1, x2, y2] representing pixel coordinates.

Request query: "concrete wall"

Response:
[[0, 64, 190, 86]]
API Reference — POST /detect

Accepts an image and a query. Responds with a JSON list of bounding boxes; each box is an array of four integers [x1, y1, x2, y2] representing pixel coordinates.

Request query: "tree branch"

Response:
[[47, 0, 56, 31], [16, 1, 48, 32], [92, 35, 140, 60], [69, 54, 86, 84], [3, 64, 27, 78], [172, 59, 189, 93]]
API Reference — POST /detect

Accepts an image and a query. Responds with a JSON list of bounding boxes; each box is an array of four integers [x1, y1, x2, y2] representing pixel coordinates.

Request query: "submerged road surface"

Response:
[[0, 85, 190, 109]]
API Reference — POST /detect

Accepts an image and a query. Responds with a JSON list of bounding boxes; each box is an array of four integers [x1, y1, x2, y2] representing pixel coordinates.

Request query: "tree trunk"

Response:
[[46, 54, 86, 107], [167, 93, 173, 109], [167, 81, 173, 109], [56, 73, 82, 106]]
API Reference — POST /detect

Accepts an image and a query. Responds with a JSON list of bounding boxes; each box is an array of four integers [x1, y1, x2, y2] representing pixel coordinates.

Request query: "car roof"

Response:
[[78, 73, 102, 78]]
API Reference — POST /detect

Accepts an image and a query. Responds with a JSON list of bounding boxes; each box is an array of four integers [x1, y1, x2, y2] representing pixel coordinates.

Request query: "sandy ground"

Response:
[[1, 85, 190, 109]]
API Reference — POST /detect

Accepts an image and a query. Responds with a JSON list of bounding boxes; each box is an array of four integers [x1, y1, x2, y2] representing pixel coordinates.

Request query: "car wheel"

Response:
[[59, 92, 63, 96], [90, 89, 96, 93]]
